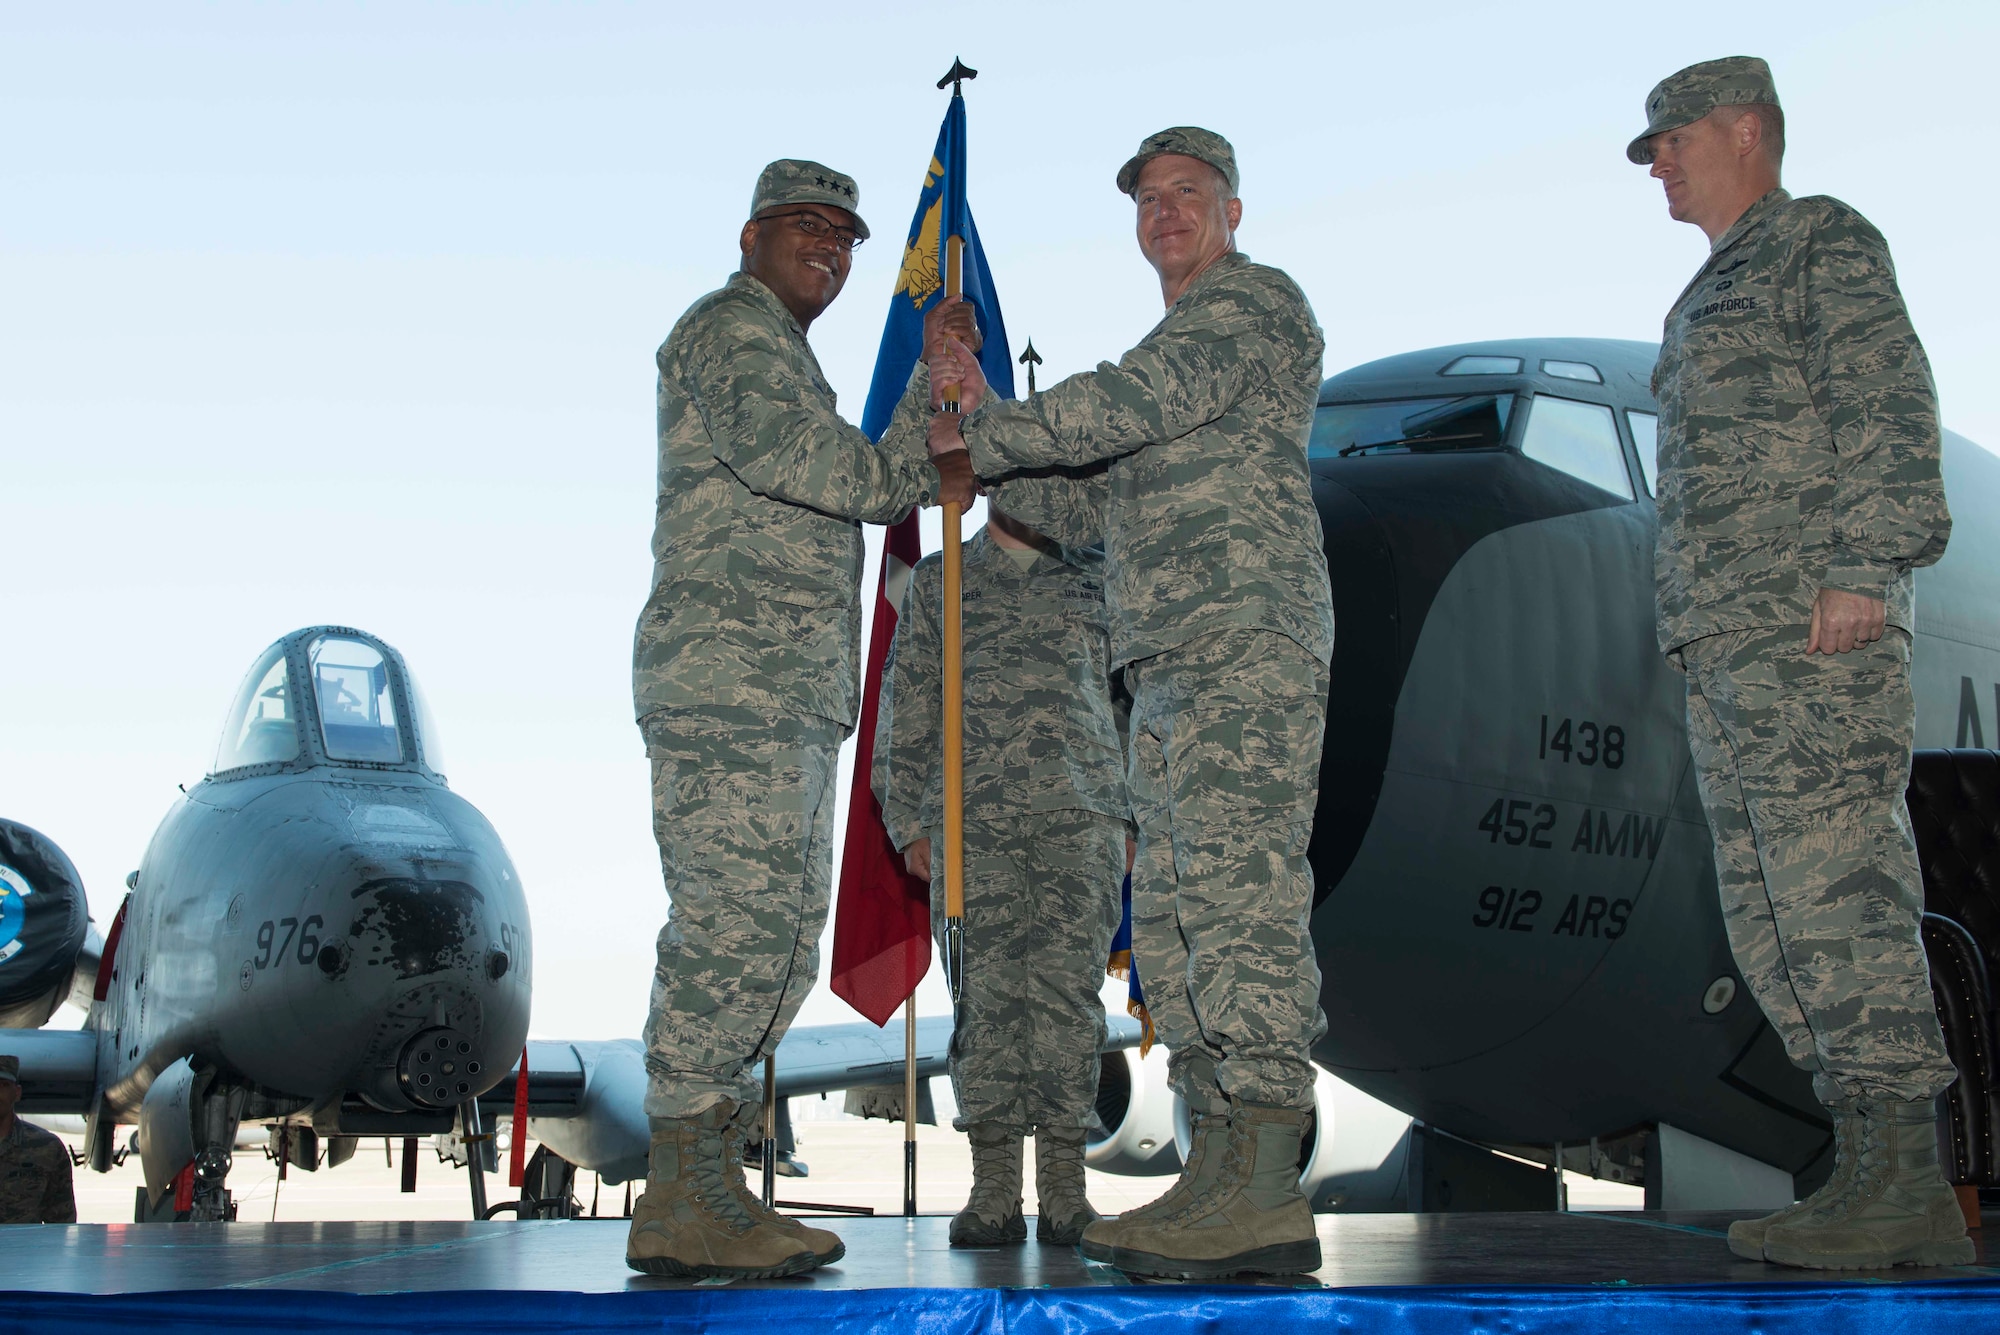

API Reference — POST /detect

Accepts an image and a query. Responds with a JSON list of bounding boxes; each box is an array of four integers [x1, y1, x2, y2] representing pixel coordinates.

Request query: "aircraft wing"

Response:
[[0, 1028, 98, 1115], [494, 1013, 1145, 1185]]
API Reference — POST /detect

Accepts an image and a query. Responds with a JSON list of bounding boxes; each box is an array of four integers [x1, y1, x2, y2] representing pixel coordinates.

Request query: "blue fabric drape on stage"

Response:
[[9, 1282, 2000, 1335]]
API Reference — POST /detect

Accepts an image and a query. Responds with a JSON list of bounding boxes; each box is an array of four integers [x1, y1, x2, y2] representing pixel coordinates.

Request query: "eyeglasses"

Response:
[[754, 209, 865, 251]]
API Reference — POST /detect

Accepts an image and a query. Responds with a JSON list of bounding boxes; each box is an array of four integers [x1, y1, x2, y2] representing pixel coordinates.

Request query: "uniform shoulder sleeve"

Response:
[[1780, 196, 1950, 592], [962, 259, 1323, 476], [671, 287, 937, 522]]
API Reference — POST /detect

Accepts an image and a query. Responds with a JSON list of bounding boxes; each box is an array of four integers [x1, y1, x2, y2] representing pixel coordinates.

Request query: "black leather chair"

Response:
[[1906, 748, 2000, 1190]]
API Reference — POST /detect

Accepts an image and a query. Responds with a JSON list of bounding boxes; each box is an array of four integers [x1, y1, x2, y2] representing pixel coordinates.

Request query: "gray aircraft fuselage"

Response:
[[1304, 338, 2000, 1187], [91, 626, 532, 1135]]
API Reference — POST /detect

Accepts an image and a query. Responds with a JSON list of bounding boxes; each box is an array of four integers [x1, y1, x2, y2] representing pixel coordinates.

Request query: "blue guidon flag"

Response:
[[1106, 873, 1156, 1056], [830, 87, 1016, 1027]]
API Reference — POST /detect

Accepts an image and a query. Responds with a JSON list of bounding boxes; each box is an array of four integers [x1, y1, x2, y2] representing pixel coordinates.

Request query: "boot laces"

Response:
[[966, 1134, 1022, 1218], [1038, 1131, 1089, 1215], [1825, 1104, 1939, 1218], [1167, 1118, 1254, 1223], [684, 1125, 757, 1232], [722, 1124, 784, 1223]]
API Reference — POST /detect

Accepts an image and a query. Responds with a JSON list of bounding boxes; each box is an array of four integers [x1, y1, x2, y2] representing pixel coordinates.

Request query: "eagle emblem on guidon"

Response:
[[0, 863, 31, 964], [895, 158, 946, 311]]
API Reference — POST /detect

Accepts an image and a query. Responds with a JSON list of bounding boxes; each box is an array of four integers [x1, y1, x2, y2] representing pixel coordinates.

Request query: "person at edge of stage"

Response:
[[927, 125, 1335, 1279], [1631, 57, 1961, 1270], [0, 1054, 77, 1225], [873, 505, 1133, 1249], [626, 158, 978, 1280]]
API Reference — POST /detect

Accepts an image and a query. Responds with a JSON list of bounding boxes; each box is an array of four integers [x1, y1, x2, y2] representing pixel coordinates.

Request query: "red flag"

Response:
[[829, 512, 932, 1026]]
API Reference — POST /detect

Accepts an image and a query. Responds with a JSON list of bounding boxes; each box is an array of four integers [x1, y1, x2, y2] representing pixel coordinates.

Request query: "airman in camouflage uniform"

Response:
[[873, 512, 1130, 1246], [1634, 58, 1962, 1270], [929, 128, 1332, 1279], [627, 159, 976, 1279], [0, 1054, 77, 1224]]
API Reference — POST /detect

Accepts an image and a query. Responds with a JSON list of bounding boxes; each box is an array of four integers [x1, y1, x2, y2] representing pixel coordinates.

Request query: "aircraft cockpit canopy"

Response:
[[213, 642, 299, 773], [1312, 340, 1664, 503], [309, 635, 403, 764], [210, 629, 447, 777]]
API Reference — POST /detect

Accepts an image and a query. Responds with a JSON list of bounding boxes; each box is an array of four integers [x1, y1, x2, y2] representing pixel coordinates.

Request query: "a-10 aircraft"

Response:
[[7, 336, 1996, 1221], [0, 624, 1138, 1220]]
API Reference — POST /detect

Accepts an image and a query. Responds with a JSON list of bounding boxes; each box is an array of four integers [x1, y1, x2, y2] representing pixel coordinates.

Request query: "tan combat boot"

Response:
[[1034, 1125, 1098, 1245], [624, 1106, 819, 1278], [1078, 1106, 1227, 1262], [950, 1123, 1027, 1246], [1100, 1102, 1320, 1279], [721, 1103, 845, 1267], [1727, 1096, 1858, 1261], [1761, 1098, 1974, 1269]]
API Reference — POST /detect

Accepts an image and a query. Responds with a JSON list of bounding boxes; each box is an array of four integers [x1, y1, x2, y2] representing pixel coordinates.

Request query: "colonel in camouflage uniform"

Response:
[[627, 159, 977, 1279], [873, 510, 1130, 1247], [929, 128, 1333, 1279], [0, 1054, 76, 1224], [1634, 58, 1961, 1270]]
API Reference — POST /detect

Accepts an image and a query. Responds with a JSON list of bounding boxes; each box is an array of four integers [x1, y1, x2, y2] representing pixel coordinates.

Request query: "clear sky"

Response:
[[4, 2, 1994, 1042]]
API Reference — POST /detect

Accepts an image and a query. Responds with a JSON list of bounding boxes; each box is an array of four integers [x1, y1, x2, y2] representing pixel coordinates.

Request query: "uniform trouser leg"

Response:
[[1125, 630, 1330, 1114], [639, 706, 844, 1119], [934, 810, 1125, 1130], [1682, 627, 1954, 1104]]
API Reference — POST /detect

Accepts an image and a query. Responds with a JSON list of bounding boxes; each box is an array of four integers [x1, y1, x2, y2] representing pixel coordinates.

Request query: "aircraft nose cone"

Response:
[[348, 875, 485, 981]]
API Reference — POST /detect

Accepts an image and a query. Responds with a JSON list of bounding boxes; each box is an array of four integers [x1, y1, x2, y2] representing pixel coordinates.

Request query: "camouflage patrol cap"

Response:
[[0, 1054, 18, 1084], [1627, 56, 1781, 164], [748, 158, 869, 240], [1116, 127, 1239, 198]]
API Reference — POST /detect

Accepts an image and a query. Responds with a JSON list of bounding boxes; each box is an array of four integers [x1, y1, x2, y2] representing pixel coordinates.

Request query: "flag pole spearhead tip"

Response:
[[1018, 340, 1042, 366], [937, 58, 978, 92]]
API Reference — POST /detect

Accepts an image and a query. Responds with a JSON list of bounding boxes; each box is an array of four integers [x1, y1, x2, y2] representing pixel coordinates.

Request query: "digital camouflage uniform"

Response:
[[960, 249, 1335, 1114], [634, 261, 938, 1120], [1654, 181, 1954, 1105], [0, 1116, 77, 1224], [872, 528, 1129, 1132]]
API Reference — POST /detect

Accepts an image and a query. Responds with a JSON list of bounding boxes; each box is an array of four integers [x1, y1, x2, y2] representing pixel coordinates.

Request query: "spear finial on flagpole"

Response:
[[936, 58, 977, 94], [1018, 340, 1042, 395]]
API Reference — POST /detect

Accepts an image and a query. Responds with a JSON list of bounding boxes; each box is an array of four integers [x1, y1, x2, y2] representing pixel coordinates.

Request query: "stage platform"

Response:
[[4, 1212, 1999, 1333]]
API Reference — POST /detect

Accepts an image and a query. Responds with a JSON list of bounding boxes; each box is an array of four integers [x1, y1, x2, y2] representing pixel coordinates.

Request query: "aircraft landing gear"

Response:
[[189, 1142, 238, 1222], [187, 1082, 246, 1221], [134, 1060, 246, 1221]]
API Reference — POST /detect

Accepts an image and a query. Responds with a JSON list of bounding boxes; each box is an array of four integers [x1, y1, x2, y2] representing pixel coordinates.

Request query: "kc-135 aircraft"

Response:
[[6, 337, 1996, 1221], [1283, 338, 2000, 1209]]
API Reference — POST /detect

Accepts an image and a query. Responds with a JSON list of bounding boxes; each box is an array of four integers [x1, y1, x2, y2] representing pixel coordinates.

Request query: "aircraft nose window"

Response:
[[1311, 395, 1515, 459], [408, 673, 448, 777], [212, 644, 300, 773], [1520, 395, 1635, 500], [1627, 410, 1660, 496], [1440, 355, 1522, 376], [309, 635, 404, 764], [1541, 359, 1603, 384]]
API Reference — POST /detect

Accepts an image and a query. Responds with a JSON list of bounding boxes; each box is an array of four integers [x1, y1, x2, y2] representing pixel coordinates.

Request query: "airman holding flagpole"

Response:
[[626, 158, 975, 1279], [930, 127, 1334, 1279]]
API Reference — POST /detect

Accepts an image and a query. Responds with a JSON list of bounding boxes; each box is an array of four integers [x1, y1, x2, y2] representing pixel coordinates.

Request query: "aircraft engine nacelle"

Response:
[[0, 818, 90, 1030], [1085, 1047, 1183, 1176]]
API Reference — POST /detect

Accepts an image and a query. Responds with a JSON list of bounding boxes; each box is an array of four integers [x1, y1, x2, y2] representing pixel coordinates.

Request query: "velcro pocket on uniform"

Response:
[[1164, 705, 1302, 817]]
